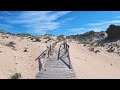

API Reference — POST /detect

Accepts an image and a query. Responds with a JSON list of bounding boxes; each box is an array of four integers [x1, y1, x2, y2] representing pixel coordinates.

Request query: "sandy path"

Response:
[[68, 41, 120, 79]]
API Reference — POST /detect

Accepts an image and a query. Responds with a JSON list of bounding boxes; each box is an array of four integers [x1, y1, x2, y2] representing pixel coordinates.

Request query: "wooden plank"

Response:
[[36, 77, 75, 79], [35, 42, 76, 79], [38, 72, 74, 75]]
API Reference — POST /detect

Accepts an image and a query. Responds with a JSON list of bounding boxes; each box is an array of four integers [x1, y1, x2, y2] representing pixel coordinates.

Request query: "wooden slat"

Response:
[[35, 41, 76, 79]]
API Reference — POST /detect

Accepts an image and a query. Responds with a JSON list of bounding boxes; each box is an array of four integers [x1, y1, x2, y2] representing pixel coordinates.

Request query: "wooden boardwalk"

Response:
[[35, 42, 76, 79]]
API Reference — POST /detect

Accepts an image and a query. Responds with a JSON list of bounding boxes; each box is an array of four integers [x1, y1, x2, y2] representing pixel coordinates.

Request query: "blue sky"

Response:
[[1, 11, 120, 36]]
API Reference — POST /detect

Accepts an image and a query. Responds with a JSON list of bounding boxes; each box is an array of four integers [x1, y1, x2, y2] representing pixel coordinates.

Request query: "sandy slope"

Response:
[[1, 34, 120, 79], [0, 35, 52, 79], [68, 41, 120, 79]]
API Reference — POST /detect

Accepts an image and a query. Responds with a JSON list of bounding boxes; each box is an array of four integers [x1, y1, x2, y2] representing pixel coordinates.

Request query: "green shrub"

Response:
[[43, 36, 51, 40], [6, 41, 16, 47], [89, 47, 94, 52], [31, 37, 41, 42], [23, 47, 28, 52], [16, 33, 32, 37], [34, 37, 41, 42], [83, 44, 86, 47], [57, 35, 66, 41], [94, 50, 100, 53], [10, 73, 21, 79]]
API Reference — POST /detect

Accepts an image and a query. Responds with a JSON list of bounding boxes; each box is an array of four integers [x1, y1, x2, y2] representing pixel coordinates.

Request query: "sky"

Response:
[[0, 11, 120, 36]]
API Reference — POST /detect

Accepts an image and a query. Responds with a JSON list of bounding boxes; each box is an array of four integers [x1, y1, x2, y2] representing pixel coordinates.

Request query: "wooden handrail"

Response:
[[57, 41, 72, 69], [35, 49, 47, 61], [35, 41, 59, 71], [35, 45, 51, 71]]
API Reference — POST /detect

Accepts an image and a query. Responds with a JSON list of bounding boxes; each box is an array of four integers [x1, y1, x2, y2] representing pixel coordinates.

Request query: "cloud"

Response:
[[0, 23, 14, 29], [7, 11, 71, 24], [115, 16, 120, 19], [60, 18, 74, 24], [3, 11, 13, 16], [88, 20, 120, 26], [86, 19, 120, 33], [67, 26, 106, 35], [109, 11, 120, 13], [0, 11, 71, 34], [87, 28, 104, 32], [0, 11, 13, 16], [69, 28, 86, 32], [67, 28, 87, 35]]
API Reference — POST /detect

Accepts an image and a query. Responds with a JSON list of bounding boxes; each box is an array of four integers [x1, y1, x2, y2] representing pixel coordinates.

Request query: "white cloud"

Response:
[[67, 28, 87, 35], [88, 20, 120, 26], [67, 26, 106, 35], [3, 11, 71, 34], [109, 11, 120, 13], [86, 19, 120, 33], [115, 16, 120, 19], [0, 23, 13, 29], [60, 18, 74, 24], [87, 28, 104, 32], [3, 11, 13, 16], [7, 11, 71, 24], [69, 28, 85, 32]]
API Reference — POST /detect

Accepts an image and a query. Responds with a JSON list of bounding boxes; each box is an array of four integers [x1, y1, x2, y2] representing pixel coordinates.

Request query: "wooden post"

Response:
[[65, 43, 67, 48], [50, 45, 51, 56], [42, 48, 48, 69], [38, 58, 42, 71], [57, 45, 61, 60], [67, 45, 72, 69], [48, 45, 51, 58]]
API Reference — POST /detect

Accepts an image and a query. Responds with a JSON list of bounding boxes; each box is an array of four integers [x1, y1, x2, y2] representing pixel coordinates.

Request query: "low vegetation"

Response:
[[23, 47, 28, 52], [31, 37, 41, 42], [16, 33, 32, 37], [10, 73, 21, 79], [94, 50, 100, 53], [89, 47, 94, 52], [6, 41, 16, 48], [57, 34, 66, 41], [89, 47, 100, 53], [67, 30, 106, 45], [5, 41, 17, 51], [43, 34, 52, 40]]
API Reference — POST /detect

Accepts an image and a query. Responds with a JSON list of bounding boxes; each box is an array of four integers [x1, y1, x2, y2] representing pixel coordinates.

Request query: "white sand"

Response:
[[68, 41, 120, 79], [1, 34, 120, 79], [0, 35, 52, 79]]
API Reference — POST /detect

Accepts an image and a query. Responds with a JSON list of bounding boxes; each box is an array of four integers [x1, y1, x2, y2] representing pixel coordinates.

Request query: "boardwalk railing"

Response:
[[57, 41, 72, 69], [35, 45, 52, 71], [35, 41, 59, 71]]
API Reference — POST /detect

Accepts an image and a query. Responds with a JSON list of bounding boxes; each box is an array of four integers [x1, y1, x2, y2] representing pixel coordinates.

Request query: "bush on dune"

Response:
[[10, 73, 21, 79], [6, 41, 16, 47]]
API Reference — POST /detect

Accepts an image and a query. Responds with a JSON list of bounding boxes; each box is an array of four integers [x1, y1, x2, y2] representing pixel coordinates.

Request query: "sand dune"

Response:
[[0, 35, 51, 79], [1, 33, 120, 79], [68, 41, 120, 79]]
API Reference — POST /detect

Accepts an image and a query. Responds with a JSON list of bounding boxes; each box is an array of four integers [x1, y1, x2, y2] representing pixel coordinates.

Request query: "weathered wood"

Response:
[[35, 76, 75, 79], [35, 49, 47, 61], [57, 41, 72, 69], [35, 41, 76, 79], [57, 48, 60, 60], [35, 54, 76, 79]]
